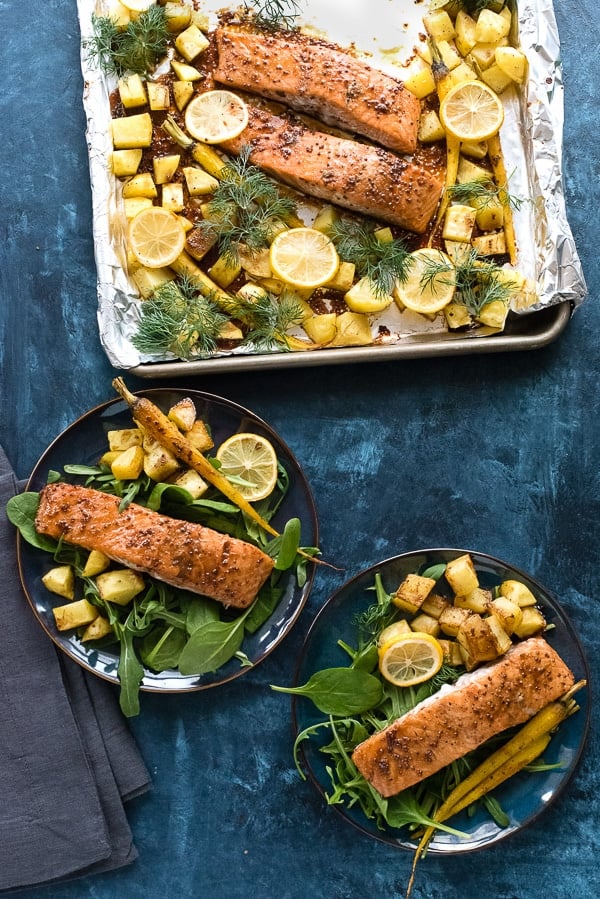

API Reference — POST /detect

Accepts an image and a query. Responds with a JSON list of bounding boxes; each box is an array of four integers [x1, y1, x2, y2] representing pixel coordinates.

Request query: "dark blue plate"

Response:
[[292, 548, 590, 854], [17, 388, 318, 692]]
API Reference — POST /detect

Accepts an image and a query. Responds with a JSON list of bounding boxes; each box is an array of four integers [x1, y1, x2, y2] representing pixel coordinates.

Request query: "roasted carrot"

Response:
[[426, 37, 461, 245], [112, 378, 279, 537], [487, 132, 517, 265], [405, 680, 586, 899]]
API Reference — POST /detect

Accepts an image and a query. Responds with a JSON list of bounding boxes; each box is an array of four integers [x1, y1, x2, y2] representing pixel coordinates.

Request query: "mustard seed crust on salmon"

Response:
[[35, 482, 274, 609], [221, 104, 443, 233], [351, 636, 575, 797], [214, 26, 421, 156]]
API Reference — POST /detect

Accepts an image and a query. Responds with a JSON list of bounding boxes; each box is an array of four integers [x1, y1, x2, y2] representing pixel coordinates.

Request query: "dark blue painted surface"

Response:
[[0, 2, 598, 897]]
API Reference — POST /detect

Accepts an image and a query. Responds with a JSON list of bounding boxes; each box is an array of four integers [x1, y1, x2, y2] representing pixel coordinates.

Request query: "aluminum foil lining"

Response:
[[77, 0, 588, 370]]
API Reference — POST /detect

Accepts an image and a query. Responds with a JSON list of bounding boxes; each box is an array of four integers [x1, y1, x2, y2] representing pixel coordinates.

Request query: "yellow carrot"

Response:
[[405, 681, 586, 899], [112, 378, 279, 537], [487, 132, 517, 265], [428, 134, 461, 246]]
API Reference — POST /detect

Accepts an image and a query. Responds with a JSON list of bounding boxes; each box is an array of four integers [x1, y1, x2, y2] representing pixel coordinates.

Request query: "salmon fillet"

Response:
[[214, 26, 421, 155], [221, 105, 443, 233], [351, 636, 575, 797], [35, 482, 274, 609]]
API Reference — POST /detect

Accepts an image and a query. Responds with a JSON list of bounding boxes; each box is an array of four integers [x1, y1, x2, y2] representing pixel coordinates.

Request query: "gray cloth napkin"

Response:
[[0, 446, 151, 892]]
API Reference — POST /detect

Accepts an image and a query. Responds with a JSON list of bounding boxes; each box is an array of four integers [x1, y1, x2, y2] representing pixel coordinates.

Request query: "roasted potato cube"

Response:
[[175, 23, 210, 62], [122, 172, 157, 199], [475, 9, 511, 44], [168, 397, 197, 431], [81, 615, 114, 642], [143, 436, 181, 480], [96, 569, 146, 605], [402, 60, 436, 99], [377, 619, 412, 647], [392, 573, 436, 614], [209, 253, 242, 288], [170, 468, 209, 499], [164, 1, 193, 32], [512, 606, 547, 639], [184, 420, 214, 452], [438, 605, 472, 637], [111, 113, 153, 149], [344, 277, 392, 314], [161, 182, 184, 213], [499, 579, 538, 607], [329, 311, 372, 347], [99, 450, 121, 466], [303, 313, 337, 346], [111, 444, 145, 480], [131, 265, 176, 299], [108, 428, 143, 452], [112, 148, 143, 177], [488, 597, 523, 635], [326, 260, 355, 292], [457, 613, 509, 665], [53, 598, 98, 631], [42, 565, 75, 600], [476, 299, 509, 330], [147, 82, 170, 112], [218, 321, 244, 342], [444, 301, 472, 329], [454, 9, 477, 57], [471, 230, 507, 257], [170, 59, 202, 82], [480, 63, 513, 95], [418, 109, 446, 144], [182, 166, 219, 196], [443, 204, 477, 243], [445, 553, 479, 596], [82, 550, 111, 578], [410, 613, 441, 638], [495, 46, 528, 84], [312, 204, 339, 235], [123, 197, 154, 219], [423, 10, 455, 42], [420, 592, 450, 619], [471, 195, 504, 232], [153, 154, 181, 185], [173, 80, 194, 112], [454, 587, 492, 614], [238, 246, 272, 279], [438, 638, 464, 667], [118, 74, 147, 109]]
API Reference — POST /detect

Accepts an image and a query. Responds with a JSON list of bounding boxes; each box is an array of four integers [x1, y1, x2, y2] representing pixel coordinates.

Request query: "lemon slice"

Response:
[[215, 433, 278, 502], [394, 248, 455, 315], [269, 227, 340, 289], [127, 206, 187, 268], [439, 80, 504, 142], [184, 90, 249, 143], [378, 632, 444, 687]]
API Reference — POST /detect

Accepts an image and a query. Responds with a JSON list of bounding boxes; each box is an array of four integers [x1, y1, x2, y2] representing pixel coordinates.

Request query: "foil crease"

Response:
[[77, 0, 587, 370]]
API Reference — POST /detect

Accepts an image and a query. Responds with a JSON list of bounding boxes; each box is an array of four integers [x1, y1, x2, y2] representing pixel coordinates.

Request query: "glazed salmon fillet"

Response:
[[221, 105, 443, 233], [214, 26, 421, 155], [352, 636, 575, 797], [35, 482, 274, 609]]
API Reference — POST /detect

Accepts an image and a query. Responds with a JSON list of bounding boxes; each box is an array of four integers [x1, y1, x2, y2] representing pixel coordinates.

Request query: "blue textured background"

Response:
[[0, 2, 597, 897]]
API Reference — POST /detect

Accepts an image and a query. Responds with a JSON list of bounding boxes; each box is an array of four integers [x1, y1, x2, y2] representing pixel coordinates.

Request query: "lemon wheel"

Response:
[[378, 632, 444, 687], [269, 227, 340, 289], [394, 248, 456, 315], [127, 206, 186, 268], [439, 80, 504, 142], [215, 433, 278, 502], [184, 90, 249, 144]]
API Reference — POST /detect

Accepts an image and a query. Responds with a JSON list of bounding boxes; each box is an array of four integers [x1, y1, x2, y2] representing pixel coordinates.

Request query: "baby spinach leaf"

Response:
[[6, 493, 58, 552], [271, 667, 383, 716], [244, 584, 283, 634], [178, 615, 248, 675], [421, 563, 447, 581], [274, 517, 301, 570], [139, 624, 188, 671], [181, 594, 220, 634]]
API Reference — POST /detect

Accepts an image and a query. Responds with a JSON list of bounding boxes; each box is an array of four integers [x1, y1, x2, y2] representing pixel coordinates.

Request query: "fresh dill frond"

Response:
[[230, 289, 305, 351], [131, 278, 229, 359], [329, 219, 411, 297], [87, 6, 169, 77], [453, 250, 514, 316], [244, 0, 303, 30], [417, 250, 456, 296], [199, 147, 298, 261], [447, 179, 526, 211]]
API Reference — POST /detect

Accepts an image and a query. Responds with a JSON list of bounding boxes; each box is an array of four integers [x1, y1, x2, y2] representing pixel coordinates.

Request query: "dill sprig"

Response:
[[329, 219, 412, 297], [430, 0, 503, 15], [416, 247, 514, 316], [86, 6, 169, 78], [199, 147, 298, 261], [244, 0, 303, 30], [447, 179, 525, 211], [131, 278, 229, 359], [231, 289, 305, 351]]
